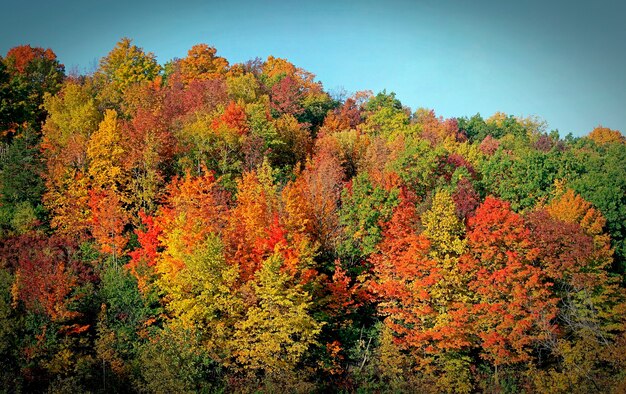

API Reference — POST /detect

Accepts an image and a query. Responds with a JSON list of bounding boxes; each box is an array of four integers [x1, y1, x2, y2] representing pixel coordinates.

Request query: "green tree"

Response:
[[338, 173, 399, 266]]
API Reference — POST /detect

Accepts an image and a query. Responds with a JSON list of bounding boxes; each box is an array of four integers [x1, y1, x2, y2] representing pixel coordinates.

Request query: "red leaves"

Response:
[[127, 211, 162, 291], [5, 234, 87, 323], [466, 196, 536, 267], [6, 45, 59, 74], [526, 210, 594, 283], [212, 101, 249, 135], [464, 196, 557, 365], [270, 76, 304, 116], [414, 108, 460, 145], [452, 178, 480, 220], [128, 211, 162, 268]]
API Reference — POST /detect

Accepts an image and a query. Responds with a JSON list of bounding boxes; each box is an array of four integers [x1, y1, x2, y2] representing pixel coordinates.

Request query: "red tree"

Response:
[[463, 197, 557, 366]]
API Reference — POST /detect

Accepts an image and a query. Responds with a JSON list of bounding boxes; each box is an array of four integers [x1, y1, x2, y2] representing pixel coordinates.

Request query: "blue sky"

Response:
[[2, 0, 624, 137]]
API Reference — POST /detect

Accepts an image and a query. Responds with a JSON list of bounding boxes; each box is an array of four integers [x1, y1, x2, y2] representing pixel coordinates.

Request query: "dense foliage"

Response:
[[1, 40, 625, 393]]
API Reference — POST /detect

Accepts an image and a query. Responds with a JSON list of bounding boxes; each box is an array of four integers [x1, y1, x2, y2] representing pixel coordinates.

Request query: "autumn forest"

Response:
[[1, 39, 626, 393]]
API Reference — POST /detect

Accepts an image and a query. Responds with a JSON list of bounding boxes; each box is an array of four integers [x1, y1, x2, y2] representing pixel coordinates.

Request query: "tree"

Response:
[[1, 45, 64, 136], [122, 101, 176, 215], [87, 109, 127, 193], [224, 162, 280, 281], [127, 211, 162, 292], [360, 91, 411, 137], [338, 173, 399, 266], [96, 38, 160, 107], [566, 143, 626, 273], [231, 254, 321, 380], [211, 101, 249, 136], [480, 148, 563, 211], [155, 169, 230, 280], [96, 265, 161, 390], [270, 114, 311, 169], [179, 44, 228, 83], [587, 126, 624, 145], [527, 201, 626, 393], [137, 324, 222, 393], [463, 196, 557, 366], [0, 126, 45, 235], [282, 147, 344, 255], [157, 235, 242, 362], [270, 76, 304, 117], [371, 191, 474, 392], [41, 81, 101, 178], [41, 81, 101, 238], [89, 189, 128, 265], [413, 108, 460, 146]]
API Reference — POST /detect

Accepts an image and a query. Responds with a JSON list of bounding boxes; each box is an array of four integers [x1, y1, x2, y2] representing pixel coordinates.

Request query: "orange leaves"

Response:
[[370, 195, 444, 351], [413, 108, 460, 145], [211, 101, 249, 135], [372, 194, 558, 368], [224, 167, 278, 280], [464, 196, 557, 365], [282, 148, 344, 252], [546, 188, 613, 266], [326, 260, 367, 317], [587, 125, 625, 145], [466, 196, 536, 267], [154, 169, 229, 275], [89, 188, 128, 258], [179, 44, 229, 83], [547, 188, 606, 237]]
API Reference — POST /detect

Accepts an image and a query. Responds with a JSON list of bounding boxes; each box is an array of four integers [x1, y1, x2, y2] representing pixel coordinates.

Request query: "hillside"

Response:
[[1, 40, 626, 393]]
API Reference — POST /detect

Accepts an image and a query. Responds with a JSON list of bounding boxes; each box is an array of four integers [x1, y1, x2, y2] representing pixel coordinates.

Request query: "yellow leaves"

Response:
[[434, 354, 473, 394], [226, 73, 259, 103], [96, 37, 160, 100], [156, 234, 242, 359], [42, 82, 101, 181], [547, 189, 602, 231], [230, 255, 321, 374], [45, 169, 91, 238], [422, 190, 467, 258], [10, 270, 20, 309], [87, 109, 126, 193]]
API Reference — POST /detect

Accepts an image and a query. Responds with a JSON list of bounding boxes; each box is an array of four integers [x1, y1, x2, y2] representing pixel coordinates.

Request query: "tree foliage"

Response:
[[2, 39, 626, 393]]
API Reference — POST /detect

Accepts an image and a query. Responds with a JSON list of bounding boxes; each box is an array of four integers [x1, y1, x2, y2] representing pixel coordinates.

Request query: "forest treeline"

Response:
[[1, 39, 626, 393]]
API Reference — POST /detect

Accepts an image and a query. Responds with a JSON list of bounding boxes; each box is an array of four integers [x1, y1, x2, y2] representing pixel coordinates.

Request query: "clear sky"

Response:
[[2, 0, 624, 137]]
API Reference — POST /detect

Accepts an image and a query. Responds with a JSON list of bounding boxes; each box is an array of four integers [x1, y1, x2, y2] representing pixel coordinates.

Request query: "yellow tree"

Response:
[[230, 254, 322, 380], [41, 81, 101, 238], [96, 38, 160, 106], [158, 234, 242, 362], [87, 109, 127, 193]]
